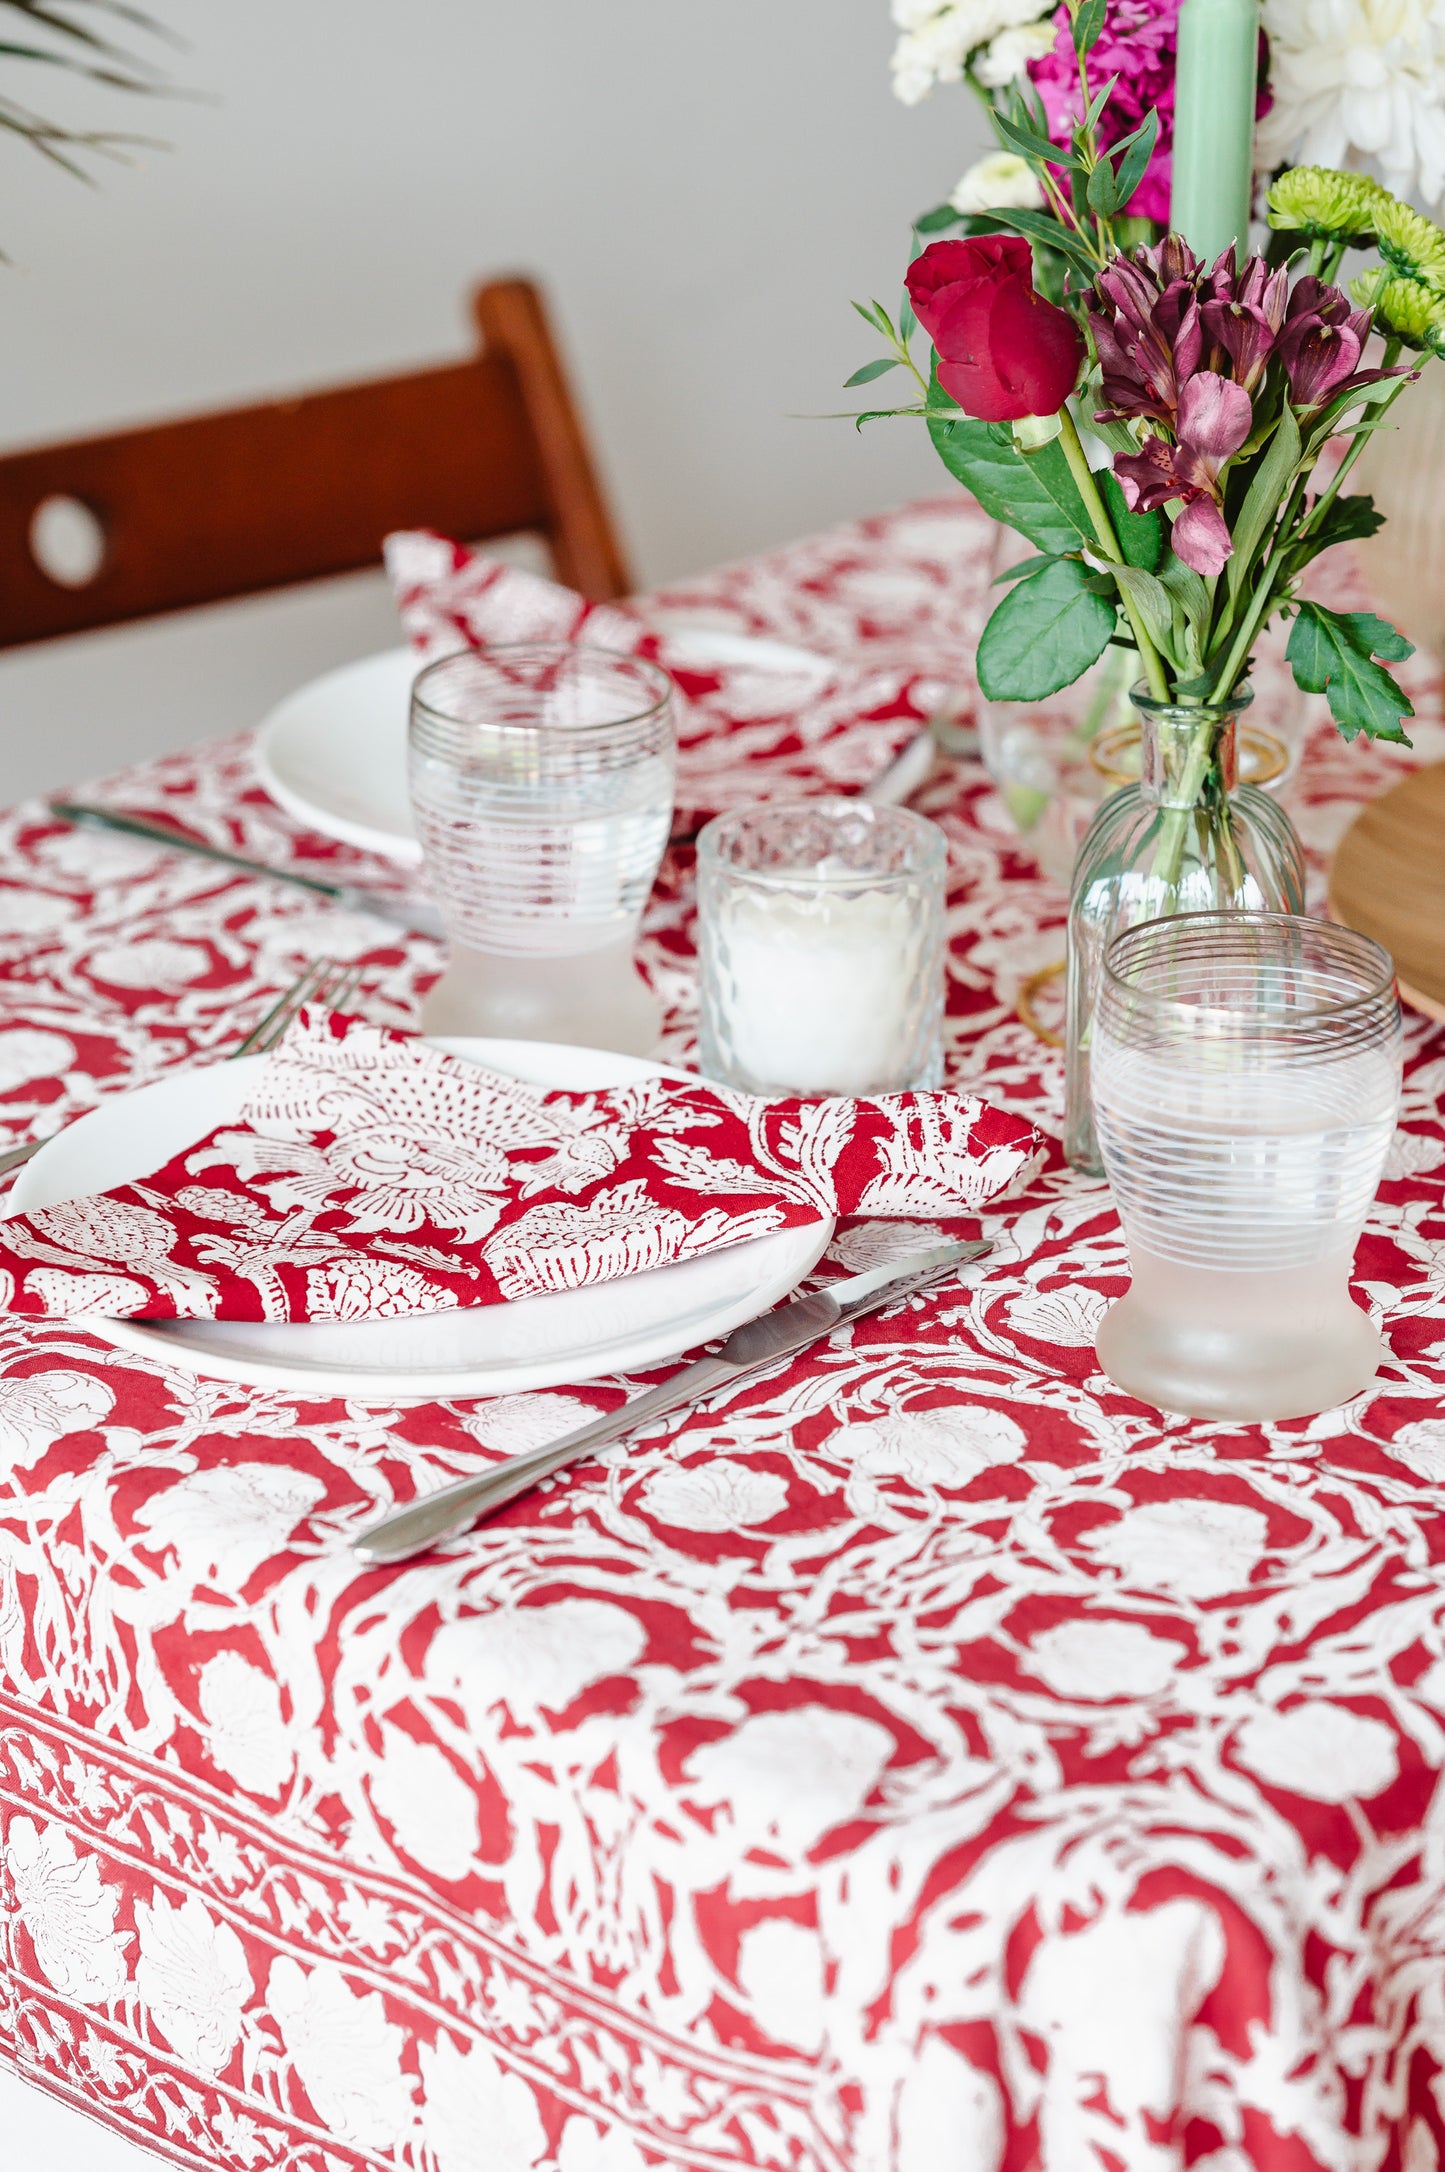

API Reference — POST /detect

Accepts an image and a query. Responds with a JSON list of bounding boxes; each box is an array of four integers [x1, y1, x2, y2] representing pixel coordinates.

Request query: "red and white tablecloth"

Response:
[[1, 495, 1444, 2172]]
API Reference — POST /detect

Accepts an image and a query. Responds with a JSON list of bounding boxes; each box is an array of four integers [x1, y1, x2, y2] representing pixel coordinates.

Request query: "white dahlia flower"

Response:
[[975, 19, 1059, 85], [890, 0, 1057, 105], [950, 150, 1047, 211], [1257, 0, 1445, 206]]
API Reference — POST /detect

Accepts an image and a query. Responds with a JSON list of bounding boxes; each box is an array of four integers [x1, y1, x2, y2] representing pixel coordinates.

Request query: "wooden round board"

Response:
[[1329, 760, 1445, 1023]]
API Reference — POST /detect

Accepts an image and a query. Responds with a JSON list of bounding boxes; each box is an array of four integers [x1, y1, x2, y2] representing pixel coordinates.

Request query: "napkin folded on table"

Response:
[[384, 532, 946, 823], [0, 1011, 1042, 1323]]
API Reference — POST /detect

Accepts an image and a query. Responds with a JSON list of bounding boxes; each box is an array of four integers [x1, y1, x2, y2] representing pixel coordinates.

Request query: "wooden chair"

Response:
[[0, 276, 633, 649]]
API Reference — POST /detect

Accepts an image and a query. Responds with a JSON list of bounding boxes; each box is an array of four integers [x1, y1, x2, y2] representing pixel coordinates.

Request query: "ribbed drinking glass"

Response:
[[1092, 911, 1402, 1422], [409, 645, 676, 1054]]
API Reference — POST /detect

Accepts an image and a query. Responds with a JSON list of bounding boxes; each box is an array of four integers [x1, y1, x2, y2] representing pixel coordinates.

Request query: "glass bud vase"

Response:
[[1064, 685, 1306, 1174]]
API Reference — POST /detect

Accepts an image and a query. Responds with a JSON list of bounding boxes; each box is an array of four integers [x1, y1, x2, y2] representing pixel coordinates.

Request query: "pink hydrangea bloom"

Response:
[[1027, 0, 1181, 226]]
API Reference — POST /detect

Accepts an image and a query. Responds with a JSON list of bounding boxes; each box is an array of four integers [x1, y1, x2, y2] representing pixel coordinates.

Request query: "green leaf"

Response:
[[1080, 73, 1119, 134], [1111, 109, 1159, 212], [899, 284, 917, 344], [1086, 159, 1121, 218], [1286, 601, 1415, 743], [986, 207, 1102, 279], [1225, 403, 1302, 606], [1016, 78, 1056, 137], [850, 405, 925, 430], [976, 556, 1117, 700], [915, 201, 965, 235], [993, 107, 1077, 172], [1298, 491, 1384, 557], [1072, 0, 1107, 55], [1084, 410, 1141, 457], [851, 298, 893, 338], [844, 356, 901, 388], [1305, 372, 1410, 450], [1157, 553, 1212, 672], [1098, 468, 1163, 569], [1111, 562, 1176, 659], [926, 385, 1091, 552], [1157, 553, 1212, 630], [992, 553, 1063, 584], [1338, 608, 1413, 663], [1024, 437, 1100, 538]]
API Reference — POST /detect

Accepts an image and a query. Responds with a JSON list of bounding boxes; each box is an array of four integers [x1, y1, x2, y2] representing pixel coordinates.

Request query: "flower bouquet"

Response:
[[886, 0, 1445, 876], [849, 13, 1445, 1164]]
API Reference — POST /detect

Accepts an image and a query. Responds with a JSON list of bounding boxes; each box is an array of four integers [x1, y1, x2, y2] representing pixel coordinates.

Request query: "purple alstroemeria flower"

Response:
[[1200, 258, 1290, 393], [1090, 237, 1208, 427], [1114, 371, 1255, 576], [1276, 275, 1376, 411]]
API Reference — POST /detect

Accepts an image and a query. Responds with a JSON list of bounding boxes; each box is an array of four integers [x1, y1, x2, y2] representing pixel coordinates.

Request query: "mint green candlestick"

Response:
[[1169, 0, 1259, 261]]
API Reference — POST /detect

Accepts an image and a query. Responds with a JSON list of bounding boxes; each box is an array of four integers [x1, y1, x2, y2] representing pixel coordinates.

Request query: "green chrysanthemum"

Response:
[[1374, 197, 1445, 294], [1267, 165, 1390, 243], [1351, 266, 1445, 355]]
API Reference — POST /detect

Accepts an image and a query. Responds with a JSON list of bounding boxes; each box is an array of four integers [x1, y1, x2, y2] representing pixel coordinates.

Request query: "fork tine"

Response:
[[320, 961, 366, 1016], [232, 955, 368, 1067], [234, 958, 332, 1060]]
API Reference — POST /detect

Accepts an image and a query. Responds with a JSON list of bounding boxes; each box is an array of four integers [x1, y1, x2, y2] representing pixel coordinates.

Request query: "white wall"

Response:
[[0, 0, 988, 805]]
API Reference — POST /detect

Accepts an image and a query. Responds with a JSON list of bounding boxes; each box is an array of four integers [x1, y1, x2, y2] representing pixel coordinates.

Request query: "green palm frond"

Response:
[[0, 0, 178, 185]]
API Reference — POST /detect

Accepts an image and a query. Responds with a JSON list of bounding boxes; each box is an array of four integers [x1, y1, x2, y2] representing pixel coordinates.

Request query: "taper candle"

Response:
[[1169, 0, 1259, 262]]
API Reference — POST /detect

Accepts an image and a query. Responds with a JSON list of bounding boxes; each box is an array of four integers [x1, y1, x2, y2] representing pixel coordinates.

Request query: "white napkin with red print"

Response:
[[0, 1012, 1041, 1323], [383, 533, 942, 824]]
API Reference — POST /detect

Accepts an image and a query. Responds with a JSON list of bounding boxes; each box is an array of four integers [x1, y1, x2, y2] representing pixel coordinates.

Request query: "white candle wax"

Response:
[[716, 878, 932, 1096]]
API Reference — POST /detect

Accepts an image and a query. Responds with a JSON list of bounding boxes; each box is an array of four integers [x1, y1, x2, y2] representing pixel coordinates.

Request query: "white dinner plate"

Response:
[[254, 629, 836, 863], [5, 1039, 833, 1402]]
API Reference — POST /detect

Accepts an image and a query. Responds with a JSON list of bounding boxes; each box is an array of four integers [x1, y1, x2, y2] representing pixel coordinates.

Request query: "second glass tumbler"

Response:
[[409, 644, 676, 1055]]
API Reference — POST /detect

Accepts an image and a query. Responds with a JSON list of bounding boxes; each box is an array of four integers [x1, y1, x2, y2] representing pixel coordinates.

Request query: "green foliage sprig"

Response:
[[0, 0, 178, 189]]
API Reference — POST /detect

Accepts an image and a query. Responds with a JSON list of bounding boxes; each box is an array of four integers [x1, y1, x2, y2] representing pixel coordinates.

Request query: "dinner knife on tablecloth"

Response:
[[351, 1235, 993, 1566], [49, 801, 443, 938]]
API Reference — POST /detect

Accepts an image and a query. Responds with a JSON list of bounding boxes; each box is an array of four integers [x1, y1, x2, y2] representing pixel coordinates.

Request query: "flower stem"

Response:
[[1055, 407, 1171, 701], [1206, 357, 1414, 706], [1151, 708, 1225, 891]]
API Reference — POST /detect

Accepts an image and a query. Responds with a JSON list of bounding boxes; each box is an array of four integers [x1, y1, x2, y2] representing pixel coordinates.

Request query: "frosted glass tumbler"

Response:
[[409, 645, 675, 1055], [697, 799, 946, 1097], [1092, 912, 1401, 1421]]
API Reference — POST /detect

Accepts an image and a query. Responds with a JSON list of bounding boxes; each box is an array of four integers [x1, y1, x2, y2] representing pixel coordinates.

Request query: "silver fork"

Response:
[[0, 955, 365, 1182]]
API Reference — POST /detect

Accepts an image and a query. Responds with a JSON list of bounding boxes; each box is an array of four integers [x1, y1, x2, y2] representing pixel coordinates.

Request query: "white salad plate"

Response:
[[5, 1038, 834, 1402], [254, 629, 836, 863]]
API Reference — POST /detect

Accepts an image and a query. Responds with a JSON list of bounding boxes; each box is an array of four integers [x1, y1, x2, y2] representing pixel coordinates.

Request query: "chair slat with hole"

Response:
[[0, 278, 632, 648]]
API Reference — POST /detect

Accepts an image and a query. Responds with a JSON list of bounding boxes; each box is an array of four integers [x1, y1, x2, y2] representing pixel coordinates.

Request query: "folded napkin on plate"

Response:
[[0, 1012, 1041, 1323], [384, 532, 944, 821]]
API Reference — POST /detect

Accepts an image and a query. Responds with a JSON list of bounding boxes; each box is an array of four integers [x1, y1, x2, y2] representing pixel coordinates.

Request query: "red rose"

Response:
[[905, 235, 1084, 423]]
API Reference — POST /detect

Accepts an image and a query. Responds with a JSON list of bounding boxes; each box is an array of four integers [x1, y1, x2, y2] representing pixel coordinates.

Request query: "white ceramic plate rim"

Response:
[[253, 628, 837, 865], [255, 646, 425, 864], [7, 1037, 833, 1402]]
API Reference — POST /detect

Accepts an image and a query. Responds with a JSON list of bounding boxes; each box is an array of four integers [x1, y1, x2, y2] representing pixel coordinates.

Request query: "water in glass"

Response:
[[409, 645, 675, 1053]]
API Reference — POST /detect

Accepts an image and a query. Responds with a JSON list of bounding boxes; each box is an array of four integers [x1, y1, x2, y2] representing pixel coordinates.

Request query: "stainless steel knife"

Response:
[[351, 1235, 992, 1566], [49, 801, 443, 938]]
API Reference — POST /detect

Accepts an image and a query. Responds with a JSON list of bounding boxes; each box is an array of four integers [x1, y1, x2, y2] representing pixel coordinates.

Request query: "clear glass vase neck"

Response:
[[1131, 683, 1253, 810]]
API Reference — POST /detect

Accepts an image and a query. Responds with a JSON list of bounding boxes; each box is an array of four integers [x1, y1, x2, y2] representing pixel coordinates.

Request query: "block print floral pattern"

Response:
[[0, 497, 1441, 2170], [0, 1008, 1039, 1320]]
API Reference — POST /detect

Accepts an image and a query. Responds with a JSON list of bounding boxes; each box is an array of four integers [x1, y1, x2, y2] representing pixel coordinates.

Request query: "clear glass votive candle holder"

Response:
[[697, 799, 947, 1097], [409, 644, 676, 1055], [1092, 910, 1402, 1422]]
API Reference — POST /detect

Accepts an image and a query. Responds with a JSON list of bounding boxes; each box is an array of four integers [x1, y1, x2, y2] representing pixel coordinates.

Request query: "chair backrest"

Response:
[[0, 276, 632, 649]]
